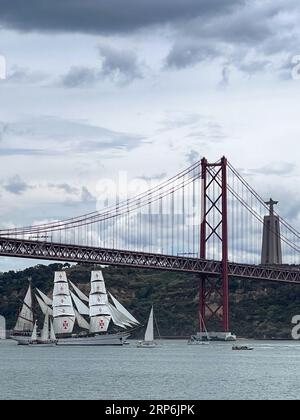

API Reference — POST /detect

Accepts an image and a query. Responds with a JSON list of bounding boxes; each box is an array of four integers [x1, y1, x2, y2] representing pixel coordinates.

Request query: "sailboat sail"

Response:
[[71, 279, 134, 330], [36, 288, 53, 306], [31, 321, 38, 341], [70, 291, 89, 316], [107, 303, 128, 329], [14, 284, 34, 332], [200, 313, 210, 340], [109, 292, 140, 325], [50, 320, 56, 341], [144, 306, 154, 342], [74, 309, 90, 330], [53, 271, 75, 335], [35, 294, 53, 316], [89, 270, 111, 333], [41, 311, 49, 341], [69, 280, 89, 302]]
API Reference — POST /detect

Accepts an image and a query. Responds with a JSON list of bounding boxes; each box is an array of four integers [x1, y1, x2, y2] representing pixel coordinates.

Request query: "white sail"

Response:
[[70, 291, 90, 316], [14, 284, 34, 332], [36, 288, 53, 306], [90, 271, 106, 294], [53, 281, 69, 297], [35, 294, 53, 316], [53, 295, 74, 311], [144, 306, 154, 342], [107, 303, 127, 329], [89, 315, 110, 333], [108, 302, 134, 328], [41, 312, 49, 341], [89, 294, 108, 306], [50, 320, 56, 340], [74, 309, 90, 330], [200, 313, 210, 340], [69, 281, 89, 302], [53, 271, 75, 335], [109, 292, 140, 325], [89, 270, 111, 333], [31, 321, 38, 341]]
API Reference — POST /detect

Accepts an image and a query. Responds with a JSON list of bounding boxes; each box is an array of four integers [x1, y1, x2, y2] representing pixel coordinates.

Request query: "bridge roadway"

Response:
[[0, 236, 300, 284]]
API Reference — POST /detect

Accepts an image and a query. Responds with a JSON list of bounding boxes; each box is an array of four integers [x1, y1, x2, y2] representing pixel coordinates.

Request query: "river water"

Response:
[[0, 339, 300, 400]]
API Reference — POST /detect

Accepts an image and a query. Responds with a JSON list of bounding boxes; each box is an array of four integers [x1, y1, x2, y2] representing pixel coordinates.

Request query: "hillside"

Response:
[[1, 263, 300, 339]]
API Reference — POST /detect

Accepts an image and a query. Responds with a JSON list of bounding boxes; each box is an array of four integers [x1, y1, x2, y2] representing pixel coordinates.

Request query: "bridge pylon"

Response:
[[199, 156, 230, 335]]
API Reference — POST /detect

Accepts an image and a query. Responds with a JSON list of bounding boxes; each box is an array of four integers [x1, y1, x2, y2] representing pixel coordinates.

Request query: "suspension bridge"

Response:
[[1, 156, 300, 333]]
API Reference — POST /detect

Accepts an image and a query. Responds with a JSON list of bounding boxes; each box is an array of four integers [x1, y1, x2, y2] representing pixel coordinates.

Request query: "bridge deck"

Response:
[[0, 237, 300, 284]]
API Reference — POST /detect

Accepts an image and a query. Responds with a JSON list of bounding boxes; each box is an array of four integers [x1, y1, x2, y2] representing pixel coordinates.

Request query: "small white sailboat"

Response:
[[28, 312, 57, 346], [137, 306, 158, 348], [188, 314, 210, 345], [29, 321, 38, 344]]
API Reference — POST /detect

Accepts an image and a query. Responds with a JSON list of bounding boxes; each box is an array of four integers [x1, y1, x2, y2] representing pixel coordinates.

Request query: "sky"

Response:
[[0, 0, 300, 271]]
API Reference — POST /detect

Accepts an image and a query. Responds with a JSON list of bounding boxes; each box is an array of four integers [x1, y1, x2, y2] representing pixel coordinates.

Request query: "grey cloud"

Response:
[[1, 0, 295, 80], [0, 0, 244, 34], [186, 150, 200, 165], [218, 66, 230, 88], [61, 67, 99, 88], [277, 55, 298, 80], [278, 194, 300, 223], [164, 1, 300, 77], [249, 162, 296, 177], [238, 60, 271, 75], [185, 121, 227, 144], [81, 187, 95, 203], [48, 183, 79, 195], [98, 44, 143, 84], [166, 41, 219, 69], [0, 148, 54, 156], [3, 175, 31, 195], [160, 113, 201, 131], [7, 66, 49, 84], [138, 173, 167, 182], [61, 46, 143, 88], [0, 116, 145, 156]]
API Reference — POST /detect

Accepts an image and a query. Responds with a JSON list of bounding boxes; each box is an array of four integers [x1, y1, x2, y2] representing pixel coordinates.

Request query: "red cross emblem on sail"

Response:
[[99, 319, 105, 329], [63, 320, 69, 330]]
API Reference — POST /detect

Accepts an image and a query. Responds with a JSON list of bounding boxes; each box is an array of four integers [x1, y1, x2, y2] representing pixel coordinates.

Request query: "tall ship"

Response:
[[11, 270, 139, 346]]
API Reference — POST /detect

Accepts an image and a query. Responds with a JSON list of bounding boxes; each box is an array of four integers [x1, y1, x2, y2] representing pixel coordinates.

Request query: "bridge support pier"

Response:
[[199, 156, 230, 335]]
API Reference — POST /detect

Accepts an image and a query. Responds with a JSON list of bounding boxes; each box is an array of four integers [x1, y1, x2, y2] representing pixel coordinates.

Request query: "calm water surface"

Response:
[[1, 339, 300, 400]]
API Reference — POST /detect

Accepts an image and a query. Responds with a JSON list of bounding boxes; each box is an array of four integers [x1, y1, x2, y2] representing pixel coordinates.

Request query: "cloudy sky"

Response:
[[0, 0, 300, 271]]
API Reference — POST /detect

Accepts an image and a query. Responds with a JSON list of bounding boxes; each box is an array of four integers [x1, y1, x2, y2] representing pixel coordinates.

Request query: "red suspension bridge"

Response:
[[1, 156, 300, 333]]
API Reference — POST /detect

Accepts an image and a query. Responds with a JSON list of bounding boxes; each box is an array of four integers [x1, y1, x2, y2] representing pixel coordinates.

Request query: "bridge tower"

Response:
[[199, 156, 233, 339], [261, 199, 282, 265]]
